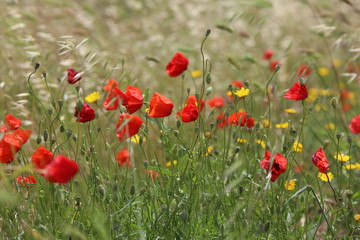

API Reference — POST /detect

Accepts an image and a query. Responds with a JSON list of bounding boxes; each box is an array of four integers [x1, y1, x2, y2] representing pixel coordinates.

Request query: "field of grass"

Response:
[[1, 0, 360, 239]]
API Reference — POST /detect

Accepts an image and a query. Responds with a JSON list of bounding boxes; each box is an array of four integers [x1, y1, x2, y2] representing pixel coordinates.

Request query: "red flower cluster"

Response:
[[312, 147, 329, 173], [116, 113, 143, 141], [0, 114, 21, 132], [166, 52, 189, 77], [67, 68, 82, 84], [260, 150, 288, 182], [349, 114, 360, 134], [284, 81, 308, 101], [216, 111, 254, 129], [16, 175, 36, 188], [103, 80, 143, 114], [0, 128, 32, 163], [116, 148, 131, 166], [32, 147, 79, 184], [74, 102, 96, 123], [148, 92, 174, 118]]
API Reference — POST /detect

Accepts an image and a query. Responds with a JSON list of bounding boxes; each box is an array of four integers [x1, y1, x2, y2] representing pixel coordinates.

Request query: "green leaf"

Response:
[[215, 24, 233, 33]]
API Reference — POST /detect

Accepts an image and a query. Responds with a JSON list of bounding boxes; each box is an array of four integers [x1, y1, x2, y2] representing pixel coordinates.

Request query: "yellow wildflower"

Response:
[[275, 122, 289, 129], [333, 59, 341, 68], [131, 134, 146, 144], [85, 91, 100, 103], [343, 163, 358, 170], [354, 214, 360, 222], [334, 153, 350, 162], [191, 70, 202, 78], [318, 172, 334, 182], [306, 88, 318, 102], [166, 160, 178, 167], [262, 120, 271, 128], [318, 67, 329, 77], [285, 108, 297, 114], [226, 91, 233, 97], [237, 138, 248, 143], [284, 179, 296, 191], [315, 104, 322, 112], [203, 146, 214, 156], [255, 139, 266, 149], [319, 89, 332, 96], [292, 141, 303, 153], [234, 88, 250, 98], [325, 123, 335, 130]]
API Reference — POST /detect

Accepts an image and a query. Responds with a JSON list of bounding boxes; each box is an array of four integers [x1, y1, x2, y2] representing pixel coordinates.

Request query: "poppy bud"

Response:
[[48, 108, 53, 116], [336, 132, 342, 140], [299, 78, 305, 85], [42, 71, 47, 79], [331, 97, 338, 109], [76, 100, 83, 112], [173, 130, 179, 137], [206, 29, 211, 37], [34, 63, 40, 70], [72, 135, 77, 142], [60, 124, 65, 133], [66, 130, 72, 138], [176, 119, 181, 129], [51, 139, 56, 145], [169, 199, 177, 212], [58, 100, 63, 108], [98, 185, 106, 197], [36, 135, 42, 144], [347, 136, 352, 145], [275, 64, 280, 72], [210, 122, 215, 129], [195, 92, 200, 100], [51, 101, 56, 108], [43, 129, 48, 142], [244, 80, 249, 88], [290, 126, 297, 137], [323, 139, 330, 149], [187, 88, 190, 95], [130, 185, 135, 195], [206, 73, 211, 84], [235, 147, 240, 153], [206, 87, 213, 96]]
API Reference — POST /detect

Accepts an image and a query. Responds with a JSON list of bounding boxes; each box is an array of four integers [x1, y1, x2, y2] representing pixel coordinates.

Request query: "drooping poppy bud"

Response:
[[269, 60, 280, 71], [67, 68, 82, 84]]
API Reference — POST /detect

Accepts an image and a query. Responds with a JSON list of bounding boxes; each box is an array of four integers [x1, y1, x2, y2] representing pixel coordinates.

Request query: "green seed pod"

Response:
[[43, 129, 48, 142], [76, 100, 83, 112], [66, 130, 72, 138], [36, 135, 42, 144], [48, 108, 53, 116], [130, 186, 135, 195], [331, 97, 338, 110], [60, 124, 65, 133], [98, 185, 106, 197], [176, 119, 181, 129], [206, 87, 213, 96], [323, 139, 330, 149], [34, 63, 40, 70], [206, 73, 211, 84], [72, 135, 77, 142], [275, 64, 281, 72], [244, 80, 250, 88], [58, 100, 63, 108], [336, 132, 342, 140]]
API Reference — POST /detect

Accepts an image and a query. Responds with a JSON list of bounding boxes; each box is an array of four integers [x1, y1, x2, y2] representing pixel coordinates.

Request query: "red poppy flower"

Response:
[[216, 112, 228, 128], [0, 129, 32, 163], [16, 175, 36, 188], [145, 169, 160, 181], [186, 95, 205, 112], [103, 78, 118, 91], [74, 102, 96, 123], [148, 92, 174, 118], [263, 49, 274, 60], [246, 117, 255, 128], [125, 85, 143, 114], [116, 148, 131, 166], [67, 68, 82, 84], [231, 81, 244, 89], [32, 146, 53, 170], [176, 102, 198, 123], [44, 155, 79, 184], [260, 150, 288, 182], [269, 60, 280, 71], [284, 81, 308, 101], [312, 147, 329, 173], [166, 52, 189, 77], [228, 112, 247, 126], [0, 114, 21, 132], [349, 114, 360, 134], [116, 113, 143, 141], [208, 97, 225, 108], [103, 87, 129, 111], [297, 65, 312, 78]]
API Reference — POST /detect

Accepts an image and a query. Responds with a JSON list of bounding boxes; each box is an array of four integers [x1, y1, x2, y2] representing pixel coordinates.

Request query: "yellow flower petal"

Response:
[[85, 91, 100, 103], [234, 88, 250, 98], [334, 153, 350, 162], [131, 134, 146, 144], [255, 139, 266, 149], [292, 141, 303, 153], [191, 70, 202, 78], [166, 160, 178, 167], [318, 67, 329, 77], [237, 138, 248, 143], [325, 123, 335, 130], [285, 108, 297, 114], [284, 179, 296, 190], [275, 122, 289, 129], [318, 172, 334, 182]]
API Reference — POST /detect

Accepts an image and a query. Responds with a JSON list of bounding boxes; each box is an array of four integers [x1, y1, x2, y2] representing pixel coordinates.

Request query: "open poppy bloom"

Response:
[[125, 85, 143, 114], [186, 95, 205, 112], [148, 92, 174, 118], [284, 81, 308, 101], [228, 112, 247, 126], [263, 49, 274, 60], [216, 112, 228, 128], [103, 78, 118, 91], [297, 65, 312, 78], [312, 147, 329, 173], [208, 97, 225, 108], [176, 101, 199, 123], [349, 114, 360, 134], [116, 113, 143, 141], [0, 129, 32, 163], [67, 68, 82, 84], [166, 52, 189, 77], [16, 175, 36, 188], [116, 148, 131, 166], [231, 81, 245, 89], [44, 155, 79, 184], [260, 150, 288, 182], [103, 87, 129, 111], [32, 146, 53, 171], [74, 102, 96, 123], [0, 114, 21, 132]]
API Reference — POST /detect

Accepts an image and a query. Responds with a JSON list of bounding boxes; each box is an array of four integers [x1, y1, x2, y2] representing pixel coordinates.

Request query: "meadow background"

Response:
[[0, 0, 360, 239]]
